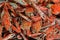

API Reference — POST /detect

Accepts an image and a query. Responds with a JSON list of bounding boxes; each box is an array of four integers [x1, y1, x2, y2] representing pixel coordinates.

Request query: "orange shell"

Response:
[[25, 7, 34, 13], [32, 21, 42, 33], [51, 4, 60, 15]]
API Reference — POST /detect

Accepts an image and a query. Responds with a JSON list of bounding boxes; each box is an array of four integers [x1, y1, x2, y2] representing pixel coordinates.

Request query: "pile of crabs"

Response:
[[0, 0, 60, 40]]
